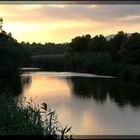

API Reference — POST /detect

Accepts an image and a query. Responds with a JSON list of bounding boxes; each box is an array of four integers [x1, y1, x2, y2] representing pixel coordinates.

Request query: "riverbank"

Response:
[[31, 53, 140, 82]]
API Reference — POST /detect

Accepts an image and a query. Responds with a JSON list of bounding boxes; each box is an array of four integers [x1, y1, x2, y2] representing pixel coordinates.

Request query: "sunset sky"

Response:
[[0, 4, 140, 43]]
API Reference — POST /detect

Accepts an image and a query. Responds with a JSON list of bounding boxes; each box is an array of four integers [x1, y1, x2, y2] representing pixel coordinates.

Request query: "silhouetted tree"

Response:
[[109, 31, 127, 62], [0, 18, 3, 33], [120, 32, 140, 64], [70, 34, 91, 54], [88, 35, 108, 54], [0, 18, 31, 77]]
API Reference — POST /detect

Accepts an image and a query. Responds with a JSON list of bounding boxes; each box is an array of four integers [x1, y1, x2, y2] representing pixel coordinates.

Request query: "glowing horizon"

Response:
[[0, 4, 140, 43]]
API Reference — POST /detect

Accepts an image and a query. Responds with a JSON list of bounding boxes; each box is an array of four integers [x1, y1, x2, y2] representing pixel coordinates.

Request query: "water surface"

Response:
[[16, 71, 140, 135]]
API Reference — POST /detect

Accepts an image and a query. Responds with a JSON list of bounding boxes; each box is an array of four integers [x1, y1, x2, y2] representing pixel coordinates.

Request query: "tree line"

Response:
[[20, 30, 140, 66], [20, 41, 69, 56], [1, 17, 140, 81], [69, 31, 140, 65], [0, 18, 30, 77]]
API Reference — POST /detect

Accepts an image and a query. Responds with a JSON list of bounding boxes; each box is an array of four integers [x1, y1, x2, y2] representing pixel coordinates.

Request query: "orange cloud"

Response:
[[0, 4, 140, 43]]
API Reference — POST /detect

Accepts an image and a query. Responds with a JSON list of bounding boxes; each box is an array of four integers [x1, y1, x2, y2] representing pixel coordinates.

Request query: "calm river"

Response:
[[13, 71, 140, 135]]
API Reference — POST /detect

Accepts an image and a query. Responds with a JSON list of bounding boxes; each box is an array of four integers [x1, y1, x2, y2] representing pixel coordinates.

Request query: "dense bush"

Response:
[[0, 94, 72, 138], [0, 31, 30, 77], [31, 53, 140, 82]]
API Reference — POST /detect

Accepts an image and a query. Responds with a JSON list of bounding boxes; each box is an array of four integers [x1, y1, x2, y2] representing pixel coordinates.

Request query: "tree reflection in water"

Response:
[[1, 73, 140, 109], [0, 75, 31, 96], [70, 77, 140, 108]]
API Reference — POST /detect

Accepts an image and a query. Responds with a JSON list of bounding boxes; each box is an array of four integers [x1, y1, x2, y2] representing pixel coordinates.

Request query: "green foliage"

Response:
[[88, 35, 108, 54], [0, 33, 21, 76], [120, 32, 140, 64], [20, 42, 69, 56], [70, 34, 91, 53], [0, 20, 31, 77], [109, 31, 127, 62], [31, 53, 140, 82], [0, 94, 72, 138]]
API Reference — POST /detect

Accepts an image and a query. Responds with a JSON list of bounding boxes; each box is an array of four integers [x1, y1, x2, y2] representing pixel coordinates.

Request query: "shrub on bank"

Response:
[[31, 53, 140, 82], [0, 94, 72, 139]]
